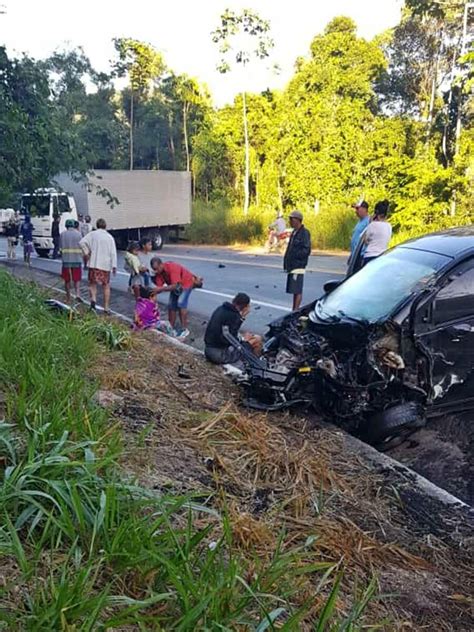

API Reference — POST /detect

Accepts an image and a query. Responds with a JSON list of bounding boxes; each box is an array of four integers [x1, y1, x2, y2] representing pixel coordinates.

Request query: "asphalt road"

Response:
[[0, 238, 347, 332]]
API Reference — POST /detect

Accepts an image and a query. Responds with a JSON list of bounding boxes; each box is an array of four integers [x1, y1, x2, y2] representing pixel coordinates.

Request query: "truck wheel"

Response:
[[36, 248, 50, 258], [152, 232, 164, 250], [365, 402, 425, 446]]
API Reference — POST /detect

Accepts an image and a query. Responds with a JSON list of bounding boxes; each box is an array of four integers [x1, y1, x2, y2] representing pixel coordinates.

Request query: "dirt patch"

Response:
[[89, 332, 473, 630], [388, 413, 474, 505]]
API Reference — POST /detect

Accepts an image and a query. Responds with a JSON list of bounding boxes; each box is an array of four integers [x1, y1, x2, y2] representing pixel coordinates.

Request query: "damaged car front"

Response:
[[232, 238, 474, 444]]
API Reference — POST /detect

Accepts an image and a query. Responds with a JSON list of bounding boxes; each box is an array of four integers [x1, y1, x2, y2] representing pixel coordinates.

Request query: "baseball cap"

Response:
[[65, 219, 75, 228], [289, 210, 303, 220], [351, 200, 369, 209]]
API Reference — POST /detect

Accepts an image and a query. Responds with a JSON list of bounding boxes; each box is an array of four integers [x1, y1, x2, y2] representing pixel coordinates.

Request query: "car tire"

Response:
[[36, 248, 50, 258], [365, 402, 425, 446]]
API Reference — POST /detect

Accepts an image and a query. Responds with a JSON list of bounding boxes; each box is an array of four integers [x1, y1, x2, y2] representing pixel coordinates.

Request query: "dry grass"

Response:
[[90, 332, 474, 630]]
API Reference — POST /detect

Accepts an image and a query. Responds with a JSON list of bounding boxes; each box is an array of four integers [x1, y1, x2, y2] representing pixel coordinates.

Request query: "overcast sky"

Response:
[[2, 0, 403, 105]]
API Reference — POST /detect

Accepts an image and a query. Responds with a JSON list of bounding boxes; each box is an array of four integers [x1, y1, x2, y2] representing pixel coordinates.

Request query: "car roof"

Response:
[[398, 226, 474, 258]]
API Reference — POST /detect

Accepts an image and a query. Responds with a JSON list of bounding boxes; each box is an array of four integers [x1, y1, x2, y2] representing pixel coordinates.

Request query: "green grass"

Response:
[[0, 270, 377, 629], [186, 200, 357, 251]]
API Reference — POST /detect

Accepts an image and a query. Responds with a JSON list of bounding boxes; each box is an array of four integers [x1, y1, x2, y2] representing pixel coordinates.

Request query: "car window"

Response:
[[314, 247, 450, 323], [433, 263, 474, 325]]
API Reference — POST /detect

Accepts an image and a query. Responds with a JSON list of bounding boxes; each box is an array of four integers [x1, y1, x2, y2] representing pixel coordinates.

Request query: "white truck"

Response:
[[20, 170, 191, 258], [20, 190, 77, 257], [55, 170, 191, 251]]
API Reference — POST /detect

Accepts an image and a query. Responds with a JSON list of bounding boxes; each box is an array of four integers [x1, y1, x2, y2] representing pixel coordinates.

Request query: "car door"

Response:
[[414, 258, 474, 412]]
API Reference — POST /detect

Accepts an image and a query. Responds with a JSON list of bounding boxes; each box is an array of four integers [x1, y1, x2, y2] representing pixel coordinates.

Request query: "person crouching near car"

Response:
[[60, 218, 83, 303], [204, 292, 262, 365], [150, 257, 201, 339]]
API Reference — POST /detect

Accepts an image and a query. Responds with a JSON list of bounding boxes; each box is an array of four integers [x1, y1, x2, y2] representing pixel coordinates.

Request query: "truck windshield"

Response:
[[314, 247, 451, 323], [21, 195, 50, 217]]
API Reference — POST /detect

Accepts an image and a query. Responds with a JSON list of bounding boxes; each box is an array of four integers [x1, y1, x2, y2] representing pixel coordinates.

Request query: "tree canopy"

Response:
[[0, 4, 472, 241]]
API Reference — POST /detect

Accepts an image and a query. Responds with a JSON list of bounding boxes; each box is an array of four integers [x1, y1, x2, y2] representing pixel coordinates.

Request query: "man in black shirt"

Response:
[[51, 214, 61, 259], [204, 293, 260, 364], [283, 210, 311, 311]]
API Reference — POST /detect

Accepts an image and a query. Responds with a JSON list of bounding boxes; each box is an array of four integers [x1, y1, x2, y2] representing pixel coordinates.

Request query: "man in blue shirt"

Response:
[[350, 200, 370, 254]]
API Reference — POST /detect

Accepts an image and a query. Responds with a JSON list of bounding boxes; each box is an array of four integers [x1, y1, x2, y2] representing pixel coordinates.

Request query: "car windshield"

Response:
[[314, 248, 451, 323], [21, 195, 50, 217]]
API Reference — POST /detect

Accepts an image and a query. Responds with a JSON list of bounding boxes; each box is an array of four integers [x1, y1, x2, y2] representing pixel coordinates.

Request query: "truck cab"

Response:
[[20, 189, 78, 257]]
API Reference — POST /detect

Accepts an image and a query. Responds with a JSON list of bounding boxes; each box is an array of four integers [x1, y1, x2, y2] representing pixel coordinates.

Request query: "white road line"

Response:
[[195, 288, 290, 312]]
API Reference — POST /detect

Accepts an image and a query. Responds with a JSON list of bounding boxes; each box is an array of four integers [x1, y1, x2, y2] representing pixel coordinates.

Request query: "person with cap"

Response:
[[362, 200, 392, 266], [60, 218, 83, 303], [283, 210, 312, 311], [350, 200, 370, 254]]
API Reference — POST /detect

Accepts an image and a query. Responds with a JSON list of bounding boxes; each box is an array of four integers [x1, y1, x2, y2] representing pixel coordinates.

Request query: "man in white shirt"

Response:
[[267, 211, 287, 250], [362, 200, 392, 266], [80, 218, 117, 314]]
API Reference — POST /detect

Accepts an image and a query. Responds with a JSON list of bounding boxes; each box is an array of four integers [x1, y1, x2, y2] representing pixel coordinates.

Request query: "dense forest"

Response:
[[0, 0, 472, 248]]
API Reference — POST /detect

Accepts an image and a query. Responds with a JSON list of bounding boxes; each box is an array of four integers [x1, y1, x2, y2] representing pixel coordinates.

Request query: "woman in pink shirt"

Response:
[[150, 257, 197, 338]]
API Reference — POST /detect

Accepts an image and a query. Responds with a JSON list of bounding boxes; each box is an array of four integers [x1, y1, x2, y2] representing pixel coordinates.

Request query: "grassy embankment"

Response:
[[0, 270, 376, 629], [185, 201, 355, 251], [185, 201, 473, 251]]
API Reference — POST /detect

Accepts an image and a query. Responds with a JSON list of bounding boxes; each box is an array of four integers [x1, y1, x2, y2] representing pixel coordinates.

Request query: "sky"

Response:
[[1, 0, 404, 105]]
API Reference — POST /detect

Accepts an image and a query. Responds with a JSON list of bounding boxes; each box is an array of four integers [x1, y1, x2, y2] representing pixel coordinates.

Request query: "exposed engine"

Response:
[[236, 309, 427, 434]]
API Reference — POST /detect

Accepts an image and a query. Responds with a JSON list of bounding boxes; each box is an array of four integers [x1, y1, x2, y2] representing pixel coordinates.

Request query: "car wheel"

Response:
[[365, 402, 425, 446], [36, 248, 50, 258]]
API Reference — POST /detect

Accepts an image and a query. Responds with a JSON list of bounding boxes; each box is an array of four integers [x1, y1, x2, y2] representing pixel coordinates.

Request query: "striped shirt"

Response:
[[60, 229, 83, 267]]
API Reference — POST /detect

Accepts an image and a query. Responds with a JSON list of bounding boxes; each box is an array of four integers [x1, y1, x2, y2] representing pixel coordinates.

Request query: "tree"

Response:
[[113, 38, 165, 170], [274, 17, 385, 206], [211, 9, 274, 215]]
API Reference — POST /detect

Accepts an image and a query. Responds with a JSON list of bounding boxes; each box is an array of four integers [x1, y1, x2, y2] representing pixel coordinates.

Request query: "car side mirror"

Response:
[[323, 280, 341, 293]]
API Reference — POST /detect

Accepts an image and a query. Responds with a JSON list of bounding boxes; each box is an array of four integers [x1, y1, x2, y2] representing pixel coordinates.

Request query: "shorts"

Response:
[[286, 273, 304, 295], [168, 287, 193, 310], [129, 273, 142, 287], [61, 266, 82, 282], [23, 242, 33, 256], [88, 268, 111, 286]]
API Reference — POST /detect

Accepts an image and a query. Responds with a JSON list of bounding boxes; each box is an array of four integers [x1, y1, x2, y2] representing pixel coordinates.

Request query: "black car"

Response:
[[229, 227, 474, 444]]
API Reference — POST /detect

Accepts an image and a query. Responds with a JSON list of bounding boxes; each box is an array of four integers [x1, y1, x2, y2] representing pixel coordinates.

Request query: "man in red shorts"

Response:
[[80, 218, 117, 314], [60, 219, 83, 303]]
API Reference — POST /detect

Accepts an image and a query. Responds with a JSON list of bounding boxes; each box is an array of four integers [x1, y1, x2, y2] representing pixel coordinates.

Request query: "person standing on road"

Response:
[[362, 200, 392, 266], [80, 215, 92, 238], [350, 200, 370, 254], [20, 215, 34, 267], [80, 218, 117, 314], [51, 214, 61, 259], [283, 210, 311, 311], [150, 257, 200, 338], [204, 293, 262, 364], [60, 219, 83, 303], [137, 237, 153, 287], [5, 219, 19, 260]]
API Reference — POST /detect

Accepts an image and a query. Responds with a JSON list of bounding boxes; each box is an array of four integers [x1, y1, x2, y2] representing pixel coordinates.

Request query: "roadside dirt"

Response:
[[88, 330, 474, 630]]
